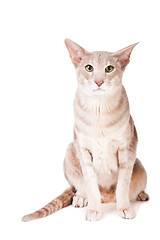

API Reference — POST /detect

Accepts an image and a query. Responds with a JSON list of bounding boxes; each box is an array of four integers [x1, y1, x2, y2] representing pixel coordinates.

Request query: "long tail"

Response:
[[22, 188, 75, 222]]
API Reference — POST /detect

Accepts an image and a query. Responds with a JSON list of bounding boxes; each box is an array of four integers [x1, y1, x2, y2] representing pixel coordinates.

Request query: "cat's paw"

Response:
[[86, 209, 102, 221], [72, 195, 88, 208], [118, 207, 136, 219], [137, 191, 149, 201]]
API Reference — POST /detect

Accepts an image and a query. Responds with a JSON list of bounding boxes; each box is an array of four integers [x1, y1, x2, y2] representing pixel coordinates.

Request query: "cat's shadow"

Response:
[[79, 201, 146, 220], [85, 201, 145, 219], [101, 201, 145, 219]]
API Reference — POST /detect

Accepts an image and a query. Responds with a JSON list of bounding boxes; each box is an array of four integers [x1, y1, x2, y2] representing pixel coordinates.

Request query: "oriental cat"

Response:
[[22, 39, 149, 222]]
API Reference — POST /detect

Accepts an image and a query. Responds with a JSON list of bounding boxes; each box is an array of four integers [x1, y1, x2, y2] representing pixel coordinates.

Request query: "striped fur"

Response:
[[64, 39, 149, 221], [22, 188, 74, 222], [22, 40, 149, 222]]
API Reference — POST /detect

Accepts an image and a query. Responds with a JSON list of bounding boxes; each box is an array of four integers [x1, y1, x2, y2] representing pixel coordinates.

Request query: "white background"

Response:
[[0, 0, 160, 239]]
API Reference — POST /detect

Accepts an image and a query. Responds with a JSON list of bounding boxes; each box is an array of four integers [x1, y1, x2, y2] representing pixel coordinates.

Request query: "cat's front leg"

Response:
[[116, 148, 136, 219], [80, 148, 102, 221]]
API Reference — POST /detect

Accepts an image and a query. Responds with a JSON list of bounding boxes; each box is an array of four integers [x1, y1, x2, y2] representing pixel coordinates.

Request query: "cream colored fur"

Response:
[[22, 40, 149, 222], [64, 39, 148, 221]]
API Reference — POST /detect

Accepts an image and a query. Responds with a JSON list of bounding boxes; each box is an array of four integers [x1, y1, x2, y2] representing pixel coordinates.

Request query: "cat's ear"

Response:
[[65, 39, 88, 67], [114, 43, 139, 70]]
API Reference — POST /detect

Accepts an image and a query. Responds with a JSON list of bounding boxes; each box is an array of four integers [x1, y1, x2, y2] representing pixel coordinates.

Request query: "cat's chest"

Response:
[[91, 137, 119, 187], [77, 119, 121, 188], [91, 137, 118, 171]]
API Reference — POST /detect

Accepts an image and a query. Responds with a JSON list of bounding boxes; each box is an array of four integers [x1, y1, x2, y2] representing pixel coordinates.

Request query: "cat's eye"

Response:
[[85, 65, 94, 72], [105, 65, 114, 73]]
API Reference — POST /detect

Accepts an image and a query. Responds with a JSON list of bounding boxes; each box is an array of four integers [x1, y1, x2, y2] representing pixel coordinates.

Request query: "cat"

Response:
[[22, 39, 149, 222]]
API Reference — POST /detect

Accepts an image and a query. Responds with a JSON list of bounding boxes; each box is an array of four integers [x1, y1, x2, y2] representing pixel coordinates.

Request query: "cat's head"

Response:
[[65, 39, 138, 96]]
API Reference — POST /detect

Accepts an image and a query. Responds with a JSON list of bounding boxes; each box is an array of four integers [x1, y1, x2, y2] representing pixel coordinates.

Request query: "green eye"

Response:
[[105, 65, 114, 73], [85, 65, 94, 72]]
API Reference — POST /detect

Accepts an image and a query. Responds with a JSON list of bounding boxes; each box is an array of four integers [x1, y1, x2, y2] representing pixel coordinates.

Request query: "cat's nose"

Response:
[[95, 80, 104, 87]]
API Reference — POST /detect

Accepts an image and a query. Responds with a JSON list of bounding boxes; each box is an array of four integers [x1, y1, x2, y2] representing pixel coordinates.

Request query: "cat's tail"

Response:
[[22, 187, 75, 222]]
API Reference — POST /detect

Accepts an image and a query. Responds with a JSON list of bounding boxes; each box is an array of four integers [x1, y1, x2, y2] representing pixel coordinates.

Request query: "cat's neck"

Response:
[[75, 86, 126, 114]]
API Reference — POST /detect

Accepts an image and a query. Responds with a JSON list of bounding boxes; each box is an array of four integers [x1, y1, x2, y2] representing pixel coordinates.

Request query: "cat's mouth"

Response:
[[93, 88, 105, 92]]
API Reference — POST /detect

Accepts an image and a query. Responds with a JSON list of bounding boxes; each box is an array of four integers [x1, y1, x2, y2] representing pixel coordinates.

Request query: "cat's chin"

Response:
[[93, 88, 105, 92], [92, 89, 107, 95]]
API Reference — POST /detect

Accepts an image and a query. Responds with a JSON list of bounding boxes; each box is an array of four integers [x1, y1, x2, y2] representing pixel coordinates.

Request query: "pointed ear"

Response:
[[65, 39, 88, 67], [114, 42, 139, 70]]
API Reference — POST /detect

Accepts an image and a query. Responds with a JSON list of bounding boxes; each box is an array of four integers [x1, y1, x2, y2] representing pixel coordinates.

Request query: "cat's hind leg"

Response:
[[129, 158, 149, 201], [63, 143, 88, 208]]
